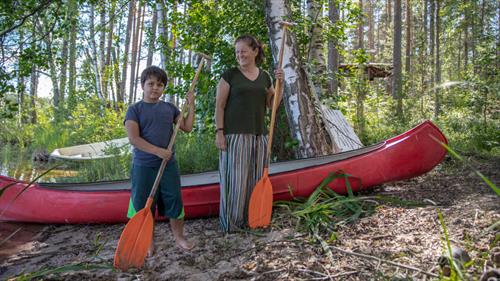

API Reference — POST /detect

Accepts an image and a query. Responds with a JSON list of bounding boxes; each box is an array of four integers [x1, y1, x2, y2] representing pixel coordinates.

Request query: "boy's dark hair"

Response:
[[140, 66, 168, 86], [235, 35, 265, 65]]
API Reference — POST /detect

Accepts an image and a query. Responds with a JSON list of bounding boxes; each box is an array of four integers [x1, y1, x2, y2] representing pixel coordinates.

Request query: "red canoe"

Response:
[[0, 121, 447, 224]]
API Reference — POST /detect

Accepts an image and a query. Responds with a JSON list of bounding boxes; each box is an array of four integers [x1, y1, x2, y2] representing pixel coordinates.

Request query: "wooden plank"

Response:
[[320, 105, 363, 152]]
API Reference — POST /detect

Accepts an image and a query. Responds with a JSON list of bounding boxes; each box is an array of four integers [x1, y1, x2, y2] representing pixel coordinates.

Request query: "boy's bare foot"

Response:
[[147, 242, 155, 257], [170, 219, 194, 250], [175, 237, 195, 250]]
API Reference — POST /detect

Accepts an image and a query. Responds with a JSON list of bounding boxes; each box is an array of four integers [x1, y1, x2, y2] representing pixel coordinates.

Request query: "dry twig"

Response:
[[329, 245, 439, 278]]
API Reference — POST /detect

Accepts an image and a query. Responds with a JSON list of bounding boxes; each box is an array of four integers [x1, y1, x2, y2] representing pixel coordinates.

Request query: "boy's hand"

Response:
[[155, 147, 172, 161]]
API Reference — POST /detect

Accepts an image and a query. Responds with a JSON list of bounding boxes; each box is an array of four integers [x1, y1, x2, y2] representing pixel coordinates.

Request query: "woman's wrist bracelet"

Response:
[[216, 128, 224, 133]]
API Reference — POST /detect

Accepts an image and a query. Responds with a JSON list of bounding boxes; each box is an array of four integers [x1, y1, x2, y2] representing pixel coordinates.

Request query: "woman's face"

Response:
[[235, 40, 258, 67]]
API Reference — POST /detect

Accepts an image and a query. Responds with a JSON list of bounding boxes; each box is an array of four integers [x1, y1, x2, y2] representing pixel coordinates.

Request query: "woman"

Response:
[[215, 35, 284, 233]]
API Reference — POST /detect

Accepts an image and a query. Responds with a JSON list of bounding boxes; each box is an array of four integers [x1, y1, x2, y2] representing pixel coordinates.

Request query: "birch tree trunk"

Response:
[[265, 0, 332, 158]]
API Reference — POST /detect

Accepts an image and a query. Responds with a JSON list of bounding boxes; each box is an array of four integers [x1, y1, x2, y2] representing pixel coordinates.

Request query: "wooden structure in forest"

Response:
[[316, 63, 392, 153], [339, 63, 393, 81]]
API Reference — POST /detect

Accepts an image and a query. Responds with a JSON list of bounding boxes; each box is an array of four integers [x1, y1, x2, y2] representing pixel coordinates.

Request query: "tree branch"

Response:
[[0, 0, 54, 38]]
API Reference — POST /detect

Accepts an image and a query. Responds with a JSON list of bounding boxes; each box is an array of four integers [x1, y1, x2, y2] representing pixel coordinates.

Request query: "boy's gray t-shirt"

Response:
[[124, 100, 180, 167]]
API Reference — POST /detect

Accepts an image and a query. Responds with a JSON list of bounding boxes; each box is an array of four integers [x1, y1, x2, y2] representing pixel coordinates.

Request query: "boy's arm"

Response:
[[125, 120, 172, 160], [178, 90, 195, 132]]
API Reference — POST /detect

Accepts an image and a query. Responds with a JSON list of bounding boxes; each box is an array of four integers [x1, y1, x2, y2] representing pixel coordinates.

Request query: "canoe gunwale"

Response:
[[34, 141, 386, 191]]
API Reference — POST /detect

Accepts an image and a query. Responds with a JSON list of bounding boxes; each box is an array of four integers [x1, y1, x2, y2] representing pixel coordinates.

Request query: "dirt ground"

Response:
[[1, 155, 499, 280]]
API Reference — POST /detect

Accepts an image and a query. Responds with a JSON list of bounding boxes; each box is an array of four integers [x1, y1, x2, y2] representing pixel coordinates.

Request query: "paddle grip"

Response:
[[266, 25, 288, 164]]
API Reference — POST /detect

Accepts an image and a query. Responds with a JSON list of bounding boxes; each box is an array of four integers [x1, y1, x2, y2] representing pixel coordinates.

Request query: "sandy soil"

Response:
[[1, 155, 499, 280]]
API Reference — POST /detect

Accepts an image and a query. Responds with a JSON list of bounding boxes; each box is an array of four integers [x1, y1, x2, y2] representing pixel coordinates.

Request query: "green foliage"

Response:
[[176, 132, 219, 174]]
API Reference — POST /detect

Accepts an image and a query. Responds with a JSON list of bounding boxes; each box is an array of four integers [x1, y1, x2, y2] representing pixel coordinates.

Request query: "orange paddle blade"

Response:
[[248, 168, 273, 228], [113, 207, 154, 271]]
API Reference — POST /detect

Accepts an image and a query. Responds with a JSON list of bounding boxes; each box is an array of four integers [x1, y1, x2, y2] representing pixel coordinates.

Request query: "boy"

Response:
[[124, 66, 195, 250]]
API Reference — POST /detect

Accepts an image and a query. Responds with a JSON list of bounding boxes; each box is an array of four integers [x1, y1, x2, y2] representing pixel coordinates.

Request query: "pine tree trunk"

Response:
[[306, 0, 327, 98], [358, 0, 364, 50], [368, 0, 375, 54], [29, 20, 38, 124], [429, 0, 435, 87], [405, 0, 412, 74], [112, 48, 121, 110], [393, 0, 403, 118], [498, 0, 500, 70], [17, 30, 25, 123], [146, 4, 158, 67], [434, 0, 441, 119], [89, 5, 103, 100], [133, 7, 145, 103], [40, 18, 60, 108], [104, 2, 116, 104], [59, 38, 68, 104], [158, 2, 173, 103], [120, 0, 135, 104], [356, 0, 367, 137], [128, 3, 141, 104], [265, 0, 332, 158], [327, 0, 339, 97], [99, 3, 106, 100], [67, 0, 78, 106]]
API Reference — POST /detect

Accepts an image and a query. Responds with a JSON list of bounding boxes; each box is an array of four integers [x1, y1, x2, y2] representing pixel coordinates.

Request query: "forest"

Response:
[[0, 0, 498, 171], [0, 0, 499, 280]]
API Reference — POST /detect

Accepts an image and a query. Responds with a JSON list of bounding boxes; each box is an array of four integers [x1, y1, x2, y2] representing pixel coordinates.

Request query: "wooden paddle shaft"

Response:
[[266, 22, 290, 162], [145, 56, 207, 202]]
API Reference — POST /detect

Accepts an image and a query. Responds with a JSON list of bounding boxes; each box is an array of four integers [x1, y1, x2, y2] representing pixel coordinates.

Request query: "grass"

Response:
[[0, 132, 219, 183], [275, 171, 382, 238]]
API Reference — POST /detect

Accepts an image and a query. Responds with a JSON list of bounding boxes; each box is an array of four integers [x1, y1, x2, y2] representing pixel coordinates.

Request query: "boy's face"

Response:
[[142, 76, 165, 103]]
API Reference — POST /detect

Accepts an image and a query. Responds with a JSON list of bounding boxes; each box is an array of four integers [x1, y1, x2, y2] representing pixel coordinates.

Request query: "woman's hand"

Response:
[[186, 90, 195, 106], [215, 131, 226, 151], [274, 68, 284, 83]]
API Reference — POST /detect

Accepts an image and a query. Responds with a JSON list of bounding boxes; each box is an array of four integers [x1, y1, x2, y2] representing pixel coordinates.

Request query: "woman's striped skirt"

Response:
[[219, 134, 268, 233]]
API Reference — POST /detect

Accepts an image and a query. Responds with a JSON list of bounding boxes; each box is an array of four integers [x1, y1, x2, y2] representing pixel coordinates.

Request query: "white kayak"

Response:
[[50, 137, 130, 161]]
